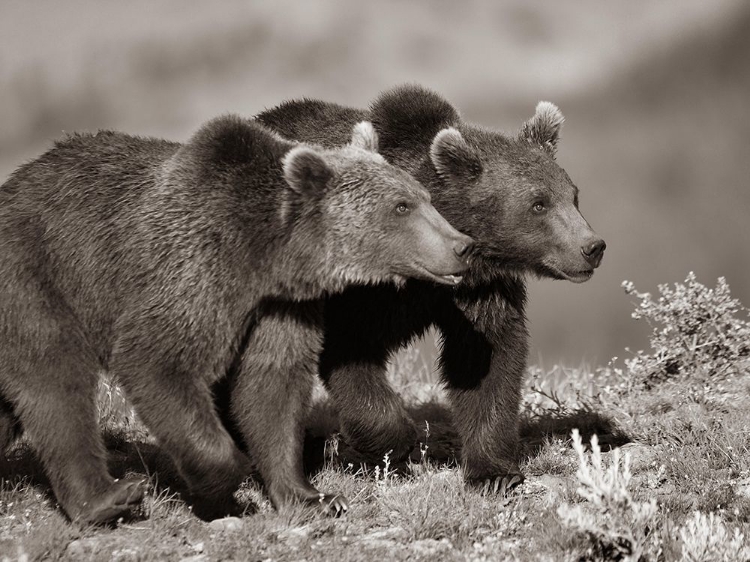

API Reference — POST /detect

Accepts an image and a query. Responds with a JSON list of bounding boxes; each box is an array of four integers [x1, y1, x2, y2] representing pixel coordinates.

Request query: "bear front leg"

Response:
[[437, 284, 527, 493], [110, 317, 249, 521], [229, 301, 347, 516], [319, 355, 418, 466], [318, 286, 429, 466]]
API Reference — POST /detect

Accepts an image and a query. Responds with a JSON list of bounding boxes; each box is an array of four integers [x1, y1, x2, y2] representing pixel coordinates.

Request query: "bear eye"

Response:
[[395, 202, 410, 215], [532, 201, 546, 213]]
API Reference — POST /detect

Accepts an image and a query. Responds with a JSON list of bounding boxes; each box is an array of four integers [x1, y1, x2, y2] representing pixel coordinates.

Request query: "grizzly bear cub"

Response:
[[0, 115, 473, 523], [256, 85, 605, 492]]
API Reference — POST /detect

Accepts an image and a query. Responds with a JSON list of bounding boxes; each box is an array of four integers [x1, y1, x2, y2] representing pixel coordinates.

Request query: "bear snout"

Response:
[[453, 237, 475, 262], [581, 239, 606, 268]]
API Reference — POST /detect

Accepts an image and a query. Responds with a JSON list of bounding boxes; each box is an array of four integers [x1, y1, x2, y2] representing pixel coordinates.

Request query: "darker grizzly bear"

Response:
[[255, 85, 605, 490], [0, 115, 473, 524]]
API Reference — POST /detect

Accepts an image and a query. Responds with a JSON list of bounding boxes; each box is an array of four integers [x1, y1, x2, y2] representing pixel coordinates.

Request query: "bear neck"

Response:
[[267, 220, 373, 301]]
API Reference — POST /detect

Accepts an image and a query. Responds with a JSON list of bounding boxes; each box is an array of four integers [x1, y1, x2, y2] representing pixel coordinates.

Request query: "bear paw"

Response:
[[339, 417, 418, 466], [470, 473, 525, 497], [313, 493, 348, 518], [75, 476, 147, 525]]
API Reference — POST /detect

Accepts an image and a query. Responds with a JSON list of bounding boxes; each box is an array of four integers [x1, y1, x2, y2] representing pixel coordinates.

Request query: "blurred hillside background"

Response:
[[2, 0, 748, 367]]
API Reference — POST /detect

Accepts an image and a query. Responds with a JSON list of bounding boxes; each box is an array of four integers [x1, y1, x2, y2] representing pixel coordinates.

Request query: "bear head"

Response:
[[370, 85, 605, 285], [280, 121, 474, 290]]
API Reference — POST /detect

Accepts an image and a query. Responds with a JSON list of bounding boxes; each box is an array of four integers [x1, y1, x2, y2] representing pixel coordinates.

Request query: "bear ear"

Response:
[[370, 84, 460, 155], [519, 101, 564, 155], [282, 146, 334, 195], [349, 121, 379, 152], [430, 127, 482, 181]]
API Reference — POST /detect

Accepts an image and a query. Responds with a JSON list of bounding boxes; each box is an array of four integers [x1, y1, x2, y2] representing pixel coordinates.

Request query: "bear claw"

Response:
[[317, 493, 348, 517], [477, 474, 524, 497]]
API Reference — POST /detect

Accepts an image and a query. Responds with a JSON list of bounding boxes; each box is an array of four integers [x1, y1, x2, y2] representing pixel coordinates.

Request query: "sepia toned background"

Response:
[[2, 0, 748, 367]]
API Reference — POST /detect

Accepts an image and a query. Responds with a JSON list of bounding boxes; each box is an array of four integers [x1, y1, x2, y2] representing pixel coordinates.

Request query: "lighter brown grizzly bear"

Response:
[[0, 115, 473, 523]]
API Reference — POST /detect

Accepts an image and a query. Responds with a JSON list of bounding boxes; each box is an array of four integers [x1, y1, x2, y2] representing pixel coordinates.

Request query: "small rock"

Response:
[[738, 478, 750, 499], [111, 548, 139, 562], [537, 474, 566, 493], [278, 526, 311, 547], [66, 537, 99, 557], [411, 538, 451, 555], [618, 442, 657, 472], [66, 540, 85, 558], [364, 526, 407, 541], [208, 516, 243, 532], [362, 538, 398, 550]]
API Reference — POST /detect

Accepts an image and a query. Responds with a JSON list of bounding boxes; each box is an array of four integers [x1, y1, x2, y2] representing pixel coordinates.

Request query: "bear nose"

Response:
[[453, 238, 475, 261], [581, 239, 606, 267]]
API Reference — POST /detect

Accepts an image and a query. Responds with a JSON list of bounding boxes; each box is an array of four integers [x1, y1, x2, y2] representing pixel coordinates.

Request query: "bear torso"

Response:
[[0, 129, 293, 367]]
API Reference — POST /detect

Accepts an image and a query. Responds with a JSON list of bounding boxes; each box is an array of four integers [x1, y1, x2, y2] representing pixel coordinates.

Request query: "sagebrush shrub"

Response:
[[678, 510, 750, 562], [622, 272, 750, 385], [557, 429, 659, 561]]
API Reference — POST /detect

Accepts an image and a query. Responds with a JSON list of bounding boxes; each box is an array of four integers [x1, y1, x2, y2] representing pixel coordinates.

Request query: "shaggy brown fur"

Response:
[[0, 115, 472, 523]]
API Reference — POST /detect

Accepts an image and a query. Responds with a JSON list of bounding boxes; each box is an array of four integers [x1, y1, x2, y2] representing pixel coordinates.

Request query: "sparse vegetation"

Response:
[[623, 272, 750, 388], [2, 273, 749, 560]]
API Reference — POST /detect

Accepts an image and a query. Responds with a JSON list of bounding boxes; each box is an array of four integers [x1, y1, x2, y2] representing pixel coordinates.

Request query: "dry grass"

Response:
[[2, 361, 748, 561]]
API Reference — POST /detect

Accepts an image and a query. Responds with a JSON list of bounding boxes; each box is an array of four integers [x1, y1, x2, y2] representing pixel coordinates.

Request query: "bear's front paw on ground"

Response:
[[313, 493, 349, 517], [469, 473, 525, 497], [74, 476, 147, 525]]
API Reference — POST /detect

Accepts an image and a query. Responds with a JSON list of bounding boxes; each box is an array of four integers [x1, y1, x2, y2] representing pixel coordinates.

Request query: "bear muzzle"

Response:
[[581, 239, 606, 268]]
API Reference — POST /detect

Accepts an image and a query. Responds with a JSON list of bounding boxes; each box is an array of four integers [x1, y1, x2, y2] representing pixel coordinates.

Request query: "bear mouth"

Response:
[[560, 268, 594, 283], [425, 271, 464, 286], [435, 273, 464, 286], [543, 264, 594, 284], [410, 265, 465, 286]]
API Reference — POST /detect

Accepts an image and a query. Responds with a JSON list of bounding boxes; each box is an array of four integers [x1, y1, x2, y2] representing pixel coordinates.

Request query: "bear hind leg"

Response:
[[110, 320, 249, 521], [0, 308, 144, 524]]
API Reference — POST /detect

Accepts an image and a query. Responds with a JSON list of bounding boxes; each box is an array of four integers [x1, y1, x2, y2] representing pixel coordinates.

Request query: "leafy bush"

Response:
[[622, 272, 750, 386]]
